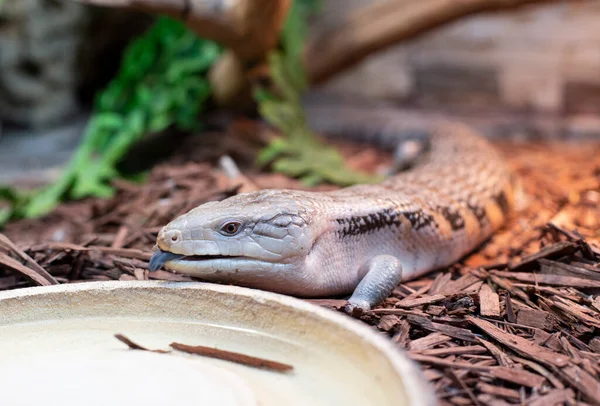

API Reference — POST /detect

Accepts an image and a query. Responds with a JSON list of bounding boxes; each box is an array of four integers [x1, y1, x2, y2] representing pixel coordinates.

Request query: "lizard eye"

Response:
[[219, 221, 242, 236]]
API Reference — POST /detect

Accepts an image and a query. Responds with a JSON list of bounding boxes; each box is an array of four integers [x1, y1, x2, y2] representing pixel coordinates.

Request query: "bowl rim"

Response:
[[0, 280, 437, 406]]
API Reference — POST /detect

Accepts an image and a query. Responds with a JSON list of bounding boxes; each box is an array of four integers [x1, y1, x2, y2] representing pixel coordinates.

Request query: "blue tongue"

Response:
[[149, 250, 185, 272]]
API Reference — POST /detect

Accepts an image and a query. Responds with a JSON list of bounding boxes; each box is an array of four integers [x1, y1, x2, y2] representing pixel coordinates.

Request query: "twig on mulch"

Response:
[[0, 233, 58, 286]]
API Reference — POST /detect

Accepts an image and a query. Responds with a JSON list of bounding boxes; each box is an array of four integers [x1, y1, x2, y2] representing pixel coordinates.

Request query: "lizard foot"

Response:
[[345, 255, 403, 314]]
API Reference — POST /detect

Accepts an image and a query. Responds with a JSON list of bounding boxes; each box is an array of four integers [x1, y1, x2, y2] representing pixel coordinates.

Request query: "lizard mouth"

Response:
[[149, 249, 255, 272]]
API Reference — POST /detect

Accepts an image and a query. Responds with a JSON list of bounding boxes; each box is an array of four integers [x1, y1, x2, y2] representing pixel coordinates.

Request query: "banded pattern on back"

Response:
[[307, 105, 516, 278]]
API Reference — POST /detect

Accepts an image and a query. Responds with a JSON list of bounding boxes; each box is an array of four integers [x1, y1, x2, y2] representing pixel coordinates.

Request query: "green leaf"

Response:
[[95, 113, 125, 131], [0, 208, 10, 226], [23, 178, 72, 218], [149, 113, 173, 133], [257, 138, 289, 166], [0, 186, 23, 203], [253, 87, 278, 104], [135, 85, 154, 109], [254, 1, 381, 188]]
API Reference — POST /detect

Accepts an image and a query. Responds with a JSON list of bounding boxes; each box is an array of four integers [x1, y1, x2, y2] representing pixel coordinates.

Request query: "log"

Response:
[[304, 0, 568, 85], [73, 0, 579, 104]]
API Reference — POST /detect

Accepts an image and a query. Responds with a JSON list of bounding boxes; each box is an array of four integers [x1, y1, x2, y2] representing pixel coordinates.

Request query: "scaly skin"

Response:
[[149, 107, 516, 311]]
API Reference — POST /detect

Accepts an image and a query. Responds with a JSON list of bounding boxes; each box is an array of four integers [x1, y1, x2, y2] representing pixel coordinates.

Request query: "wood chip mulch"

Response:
[[1, 133, 599, 406]]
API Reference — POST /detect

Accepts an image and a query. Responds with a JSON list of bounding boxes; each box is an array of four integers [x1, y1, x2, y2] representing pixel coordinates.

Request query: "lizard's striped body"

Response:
[[149, 106, 516, 310]]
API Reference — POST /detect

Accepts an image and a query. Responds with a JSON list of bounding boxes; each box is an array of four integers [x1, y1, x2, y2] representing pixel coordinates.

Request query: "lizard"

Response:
[[149, 105, 518, 312]]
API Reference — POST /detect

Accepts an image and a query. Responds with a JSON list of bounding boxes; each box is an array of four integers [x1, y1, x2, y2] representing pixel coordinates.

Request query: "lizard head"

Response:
[[149, 190, 320, 289]]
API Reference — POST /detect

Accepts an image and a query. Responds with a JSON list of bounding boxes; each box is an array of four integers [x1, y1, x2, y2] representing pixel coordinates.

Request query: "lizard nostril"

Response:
[[159, 230, 182, 249]]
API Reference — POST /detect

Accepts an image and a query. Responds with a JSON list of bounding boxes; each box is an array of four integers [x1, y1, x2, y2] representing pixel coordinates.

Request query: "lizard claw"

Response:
[[343, 300, 370, 318], [344, 255, 403, 316]]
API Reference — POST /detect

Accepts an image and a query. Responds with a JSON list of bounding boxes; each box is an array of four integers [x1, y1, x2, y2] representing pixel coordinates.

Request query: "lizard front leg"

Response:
[[346, 255, 403, 312]]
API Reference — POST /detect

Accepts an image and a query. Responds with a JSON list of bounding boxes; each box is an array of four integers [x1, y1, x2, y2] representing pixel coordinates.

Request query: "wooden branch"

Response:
[[73, 0, 572, 105], [75, 0, 289, 59], [74, 0, 241, 46], [231, 0, 291, 61], [207, 0, 291, 104], [305, 0, 568, 85]]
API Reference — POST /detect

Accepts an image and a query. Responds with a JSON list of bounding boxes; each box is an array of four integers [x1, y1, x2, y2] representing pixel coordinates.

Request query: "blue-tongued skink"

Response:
[[149, 106, 517, 312]]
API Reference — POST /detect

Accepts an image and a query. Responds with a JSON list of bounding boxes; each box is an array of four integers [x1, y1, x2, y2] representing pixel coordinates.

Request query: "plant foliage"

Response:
[[2, 18, 220, 223], [255, 0, 382, 186]]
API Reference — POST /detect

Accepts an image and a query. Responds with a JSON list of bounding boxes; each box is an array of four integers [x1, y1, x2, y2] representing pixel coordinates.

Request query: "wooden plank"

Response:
[[396, 294, 446, 308], [408, 353, 492, 371], [391, 320, 410, 348], [509, 241, 578, 271], [409, 332, 452, 351], [511, 356, 565, 390], [557, 365, 600, 404], [516, 308, 554, 330], [437, 274, 480, 294], [486, 367, 546, 388], [549, 297, 600, 329], [476, 382, 520, 401], [419, 345, 487, 357], [589, 337, 600, 354], [477, 394, 513, 406], [479, 284, 501, 317], [468, 317, 570, 367], [491, 270, 600, 288], [477, 338, 514, 367], [527, 389, 574, 406], [0, 252, 54, 287], [539, 258, 600, 281], [0, 234, 58, 285], [408, 315, 478, 343], [377, 315, 400, 331]]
